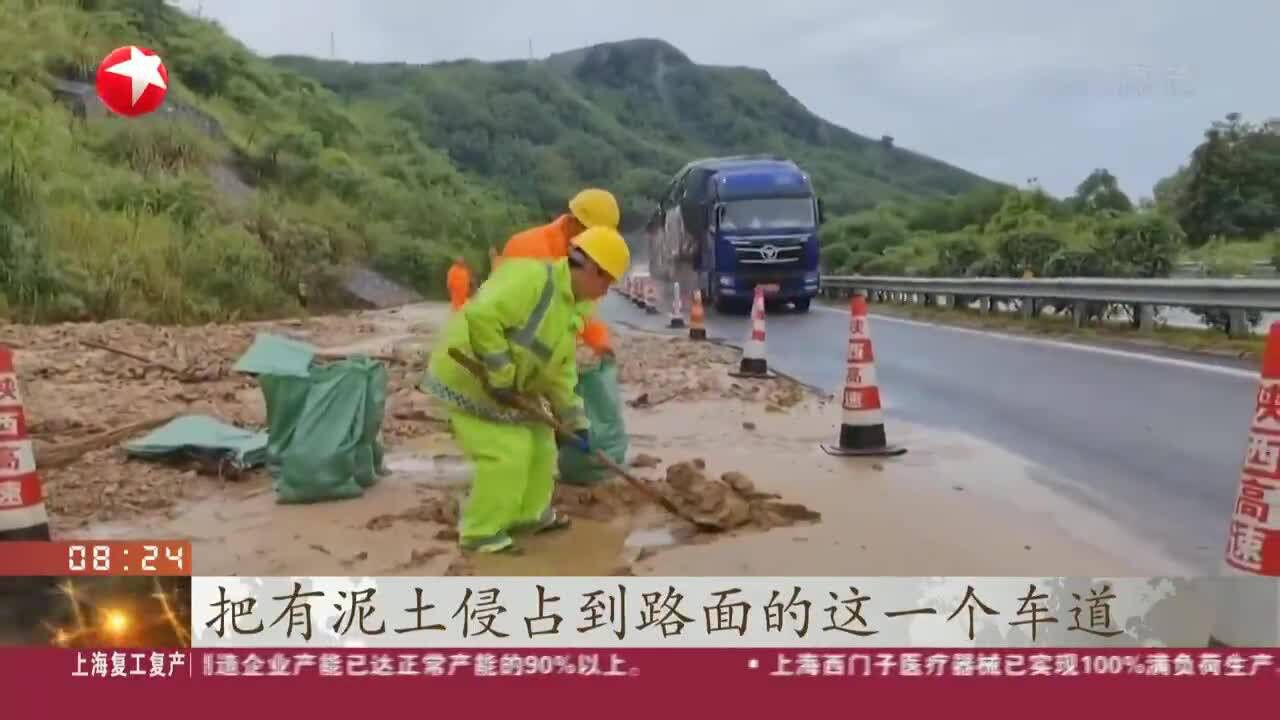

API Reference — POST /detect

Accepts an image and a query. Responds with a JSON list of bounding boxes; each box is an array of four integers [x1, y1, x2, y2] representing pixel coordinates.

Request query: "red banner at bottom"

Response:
[[5, 648, 1278, 711]]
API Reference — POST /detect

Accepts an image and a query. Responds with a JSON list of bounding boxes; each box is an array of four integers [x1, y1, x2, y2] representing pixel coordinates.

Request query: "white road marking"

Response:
[[812, 304, 1259, 380]]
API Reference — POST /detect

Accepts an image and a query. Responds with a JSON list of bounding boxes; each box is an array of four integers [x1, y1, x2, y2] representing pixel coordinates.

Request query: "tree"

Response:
[[1070, 169, 1133, 214]]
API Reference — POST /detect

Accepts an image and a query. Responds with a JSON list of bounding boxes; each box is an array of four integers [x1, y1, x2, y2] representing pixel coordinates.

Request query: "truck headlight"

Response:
[[804, 272, 819, 283], [719, 276, 733, 287]]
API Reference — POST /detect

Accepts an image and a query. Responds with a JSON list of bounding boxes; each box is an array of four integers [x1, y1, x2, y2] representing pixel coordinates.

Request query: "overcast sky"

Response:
[[171, 1, 1278, 200]]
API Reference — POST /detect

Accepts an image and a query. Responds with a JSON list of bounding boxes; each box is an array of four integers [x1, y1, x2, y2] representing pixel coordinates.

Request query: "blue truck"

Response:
[[645, 155, 824, 315]]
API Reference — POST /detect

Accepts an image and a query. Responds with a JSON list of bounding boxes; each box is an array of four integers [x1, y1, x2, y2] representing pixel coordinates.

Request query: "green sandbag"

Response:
[[259, 357, 389, 504], [557, 357, 628, 486]]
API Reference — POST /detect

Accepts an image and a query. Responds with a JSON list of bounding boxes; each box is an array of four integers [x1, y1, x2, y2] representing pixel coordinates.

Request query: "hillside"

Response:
[[0, 0, 531, 324], [1, 1, 1000, 326], [272, 38, 999, 228]]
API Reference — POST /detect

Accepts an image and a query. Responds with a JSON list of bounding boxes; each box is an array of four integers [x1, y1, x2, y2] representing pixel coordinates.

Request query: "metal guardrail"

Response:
[[821, 276, 1280, 311], [1174, 260, 1276, 278]]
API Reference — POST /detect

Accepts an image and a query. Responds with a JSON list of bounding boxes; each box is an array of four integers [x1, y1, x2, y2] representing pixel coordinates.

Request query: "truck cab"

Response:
[[650, 155, 824, 314]]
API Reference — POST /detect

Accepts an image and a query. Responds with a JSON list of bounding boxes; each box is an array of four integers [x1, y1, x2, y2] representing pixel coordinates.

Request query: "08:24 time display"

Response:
[[67, 543, 185, 574]]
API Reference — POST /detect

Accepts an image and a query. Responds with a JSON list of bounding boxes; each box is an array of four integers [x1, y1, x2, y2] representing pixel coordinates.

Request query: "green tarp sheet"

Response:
[[232, 333, 317, 377], [124, 415, 269, 469], [557, 357, 628, 486]]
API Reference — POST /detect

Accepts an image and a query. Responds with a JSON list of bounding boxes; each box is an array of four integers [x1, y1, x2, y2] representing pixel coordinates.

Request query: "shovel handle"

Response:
[[445, 347, 718, 529]]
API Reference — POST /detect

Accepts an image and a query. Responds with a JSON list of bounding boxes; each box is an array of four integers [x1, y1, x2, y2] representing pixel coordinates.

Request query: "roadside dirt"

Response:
[[3, 306, 452, 530]]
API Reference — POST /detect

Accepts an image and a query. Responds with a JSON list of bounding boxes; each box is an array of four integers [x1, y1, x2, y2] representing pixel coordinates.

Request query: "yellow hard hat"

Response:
[[568, 188, 620, 230], [571, 226, 630, 280]]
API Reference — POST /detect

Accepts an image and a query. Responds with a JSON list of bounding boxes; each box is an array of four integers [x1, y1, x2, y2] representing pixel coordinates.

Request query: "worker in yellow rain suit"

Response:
[[421, 226, 631, 553], [503, 188, 620, 358]]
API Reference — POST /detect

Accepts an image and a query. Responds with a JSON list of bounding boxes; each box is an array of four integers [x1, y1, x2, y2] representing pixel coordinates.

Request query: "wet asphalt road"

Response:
[[600, 292, 1260, 572]]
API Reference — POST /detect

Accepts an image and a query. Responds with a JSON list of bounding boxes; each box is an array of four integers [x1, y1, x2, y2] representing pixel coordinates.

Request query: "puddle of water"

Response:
[[624, 526, 681, 549], [469, 518, 631, 576]]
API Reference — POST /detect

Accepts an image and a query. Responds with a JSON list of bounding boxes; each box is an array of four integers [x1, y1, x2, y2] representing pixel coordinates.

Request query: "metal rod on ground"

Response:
[[446, 348, 719, 531]]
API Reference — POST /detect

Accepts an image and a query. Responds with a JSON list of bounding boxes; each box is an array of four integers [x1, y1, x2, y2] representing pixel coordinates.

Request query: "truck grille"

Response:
[[728, 235, 807, 265]]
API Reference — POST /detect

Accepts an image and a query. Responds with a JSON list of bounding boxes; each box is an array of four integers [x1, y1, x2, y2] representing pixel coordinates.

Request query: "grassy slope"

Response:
[[0, 0, 530, 323]]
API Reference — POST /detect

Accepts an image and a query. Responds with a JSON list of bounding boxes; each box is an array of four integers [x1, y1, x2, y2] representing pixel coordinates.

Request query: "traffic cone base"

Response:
[[822, 295, 906, 458], [689, 327, 707, 340], [821, 426, 906, 457], [729, 359, 776, 379]]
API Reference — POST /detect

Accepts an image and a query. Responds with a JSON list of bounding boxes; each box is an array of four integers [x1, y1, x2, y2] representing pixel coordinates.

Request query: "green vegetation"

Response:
[[1, 0, 530, 323], [818, 114, 1280, 333]]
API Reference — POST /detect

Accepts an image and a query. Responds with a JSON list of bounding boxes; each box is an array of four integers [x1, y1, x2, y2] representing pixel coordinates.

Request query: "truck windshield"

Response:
[[719, 197, 816, 231]]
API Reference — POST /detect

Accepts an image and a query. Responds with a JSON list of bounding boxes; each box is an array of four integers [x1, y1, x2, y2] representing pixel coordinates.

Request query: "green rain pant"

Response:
[[449, 409, 557, 547]]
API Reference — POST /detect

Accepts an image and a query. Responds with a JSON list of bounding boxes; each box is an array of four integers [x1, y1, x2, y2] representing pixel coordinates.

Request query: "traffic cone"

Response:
[[689, 290, 707, 340], [645, 279, 659, 315], [1211, 321, 1280, 646], [0, 347, 50, 542], [729, 286, 775, 379], [821, 295, 906, 457], [668, 282, 686, 329]]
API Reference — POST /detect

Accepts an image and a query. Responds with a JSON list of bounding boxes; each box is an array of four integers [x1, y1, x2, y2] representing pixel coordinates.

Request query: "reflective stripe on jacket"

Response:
[[422, 258, 590, 430], [502, 215, 612, 353]]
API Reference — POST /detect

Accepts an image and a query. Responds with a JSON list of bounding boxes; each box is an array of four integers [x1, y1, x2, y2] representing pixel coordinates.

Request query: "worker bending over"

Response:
[[503, 188, 620, 358], [446, 256, 471, 311], [422, 227, 631, 553]]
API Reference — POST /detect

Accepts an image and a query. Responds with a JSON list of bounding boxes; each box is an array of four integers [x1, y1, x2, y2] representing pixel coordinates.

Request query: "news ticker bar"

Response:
[[49, 649, 1280, 681], [186, 576, 1280, 649], [0, 540, 190, 576]]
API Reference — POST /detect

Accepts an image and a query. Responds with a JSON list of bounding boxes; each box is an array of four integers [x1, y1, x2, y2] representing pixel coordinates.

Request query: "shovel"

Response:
[[447, 347, 720, 531]]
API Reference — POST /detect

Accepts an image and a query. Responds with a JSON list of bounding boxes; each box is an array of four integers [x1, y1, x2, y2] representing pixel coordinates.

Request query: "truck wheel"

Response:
[[792, 298, 811, 313], [714, 295, 739, 314]]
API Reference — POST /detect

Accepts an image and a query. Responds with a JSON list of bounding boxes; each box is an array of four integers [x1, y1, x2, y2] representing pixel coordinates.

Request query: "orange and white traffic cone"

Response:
[[668, 282, 686, 329], [821, 294, 906, 457], [0, 347, 50, 542], [0, 346, 56, 643], [1212, 321, 1280, 646], [645, 279, 659, 315], [689, 289, 707, 341], [729, 286, 775, 379]]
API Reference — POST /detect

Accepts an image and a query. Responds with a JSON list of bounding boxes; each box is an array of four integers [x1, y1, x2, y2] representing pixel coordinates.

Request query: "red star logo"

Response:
[[94, 45, 168, 118]]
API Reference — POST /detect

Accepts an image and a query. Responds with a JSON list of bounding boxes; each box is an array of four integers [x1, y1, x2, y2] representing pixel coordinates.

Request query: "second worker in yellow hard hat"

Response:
[[501, 188, 622, 357], [421, 226, 631, 554]]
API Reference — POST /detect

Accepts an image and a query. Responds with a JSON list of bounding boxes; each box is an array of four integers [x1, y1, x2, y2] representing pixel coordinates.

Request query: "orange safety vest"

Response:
[[502, 215, 611, 354]]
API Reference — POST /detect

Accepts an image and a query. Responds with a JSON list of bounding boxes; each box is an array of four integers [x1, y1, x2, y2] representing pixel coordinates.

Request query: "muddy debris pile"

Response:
[[614, 333, 809, 409], [365, 495, 459, 532], [554, 457, 820, 533]]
